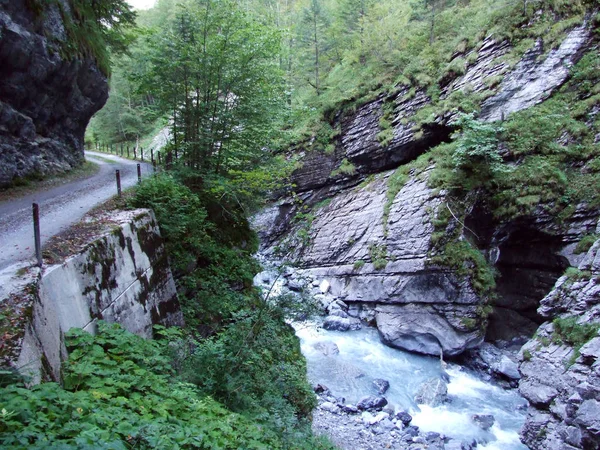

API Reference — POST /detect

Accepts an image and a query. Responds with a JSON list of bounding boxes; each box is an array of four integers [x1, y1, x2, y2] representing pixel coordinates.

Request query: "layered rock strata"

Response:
[[519, 227, 600, 450], [256, 23, 595, 358]]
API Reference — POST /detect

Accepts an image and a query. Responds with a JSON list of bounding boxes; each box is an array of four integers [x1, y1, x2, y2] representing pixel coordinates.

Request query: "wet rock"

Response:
[[497, 355, 520, 380], [341, 404, 359, 414], [372, 378, 390, 394], [414, 377, 448, 406], [382, 404, 395, 416], [287, 279, 304, 292], [462, 342, 521, 382], [357, 396, 388, 411], [312, 341, 340, 356], [402, 425, 420, 439], [374, 417, 396, 434], [320, 402, 339, 414], [376, 302, 482, 357], [396, 411, 413, 426], [361, 411, 389, 426], [472, 414, 495, 431], [323, 315, 362, 331], [314, 384, 330, 394]]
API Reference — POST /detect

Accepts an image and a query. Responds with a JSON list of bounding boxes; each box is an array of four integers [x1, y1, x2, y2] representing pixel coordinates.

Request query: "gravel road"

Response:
[[0, 151, 152, 271]]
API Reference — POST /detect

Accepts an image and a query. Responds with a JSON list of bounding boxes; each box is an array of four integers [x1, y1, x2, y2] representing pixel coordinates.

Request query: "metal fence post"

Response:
[[32, 203, 42, 267], [141, 147, 144, 162], [137, 164, 141, 183], [116, 170, 122, 197]]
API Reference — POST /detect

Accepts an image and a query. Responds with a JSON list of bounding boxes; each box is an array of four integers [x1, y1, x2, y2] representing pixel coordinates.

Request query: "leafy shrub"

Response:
[[451, 113, 507, 181], [353, 259, 366, 270], [130, 175, 325, 446], [0, 322, 283, 449], [368, 244, 388, 270]]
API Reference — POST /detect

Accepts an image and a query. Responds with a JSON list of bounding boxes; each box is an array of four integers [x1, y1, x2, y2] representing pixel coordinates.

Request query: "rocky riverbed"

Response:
[[255, 262, 529, 450]]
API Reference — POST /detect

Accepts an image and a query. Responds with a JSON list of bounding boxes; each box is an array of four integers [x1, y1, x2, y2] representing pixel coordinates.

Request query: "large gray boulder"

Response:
[[414, 377, 448, 407]]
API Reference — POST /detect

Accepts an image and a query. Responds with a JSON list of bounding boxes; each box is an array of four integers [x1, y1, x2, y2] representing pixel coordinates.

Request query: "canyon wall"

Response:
[[0, 0, 109, 187], [256, 19, 600, 449]]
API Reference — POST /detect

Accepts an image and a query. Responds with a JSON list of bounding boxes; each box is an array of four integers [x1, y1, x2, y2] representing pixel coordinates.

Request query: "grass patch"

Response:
[[330, 158, 357, 178], [353, 259, 365, 270], [368, 243, 388, 270], [574, 234, 599, 254], [552, 316, 600, 365]]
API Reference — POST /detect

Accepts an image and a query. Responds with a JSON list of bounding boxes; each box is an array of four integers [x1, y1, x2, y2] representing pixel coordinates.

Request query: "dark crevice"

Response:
[[489, 224, 569, 342]]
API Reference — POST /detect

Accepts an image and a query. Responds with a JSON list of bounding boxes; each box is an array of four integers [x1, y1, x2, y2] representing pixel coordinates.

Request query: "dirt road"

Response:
[[0, 151, 152, 271]]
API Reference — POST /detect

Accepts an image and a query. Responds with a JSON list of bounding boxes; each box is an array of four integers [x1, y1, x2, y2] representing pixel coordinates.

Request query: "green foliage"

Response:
[[0, 322, 284, 449], [129, 175, 325, 446], [353, 259, 366, 270], [129, 174, 211, 273], [368, 243, 388, 270], [137, 0, 285, 174], [522, 349, 532, 361], [377, 101, 396, 147], [330, 158, 357, 177], [430, 240, 496, 298], [574, 234, 599, 255], [552, 316, 600, 365], [29, 0, 137, 75], [451, 113, 507, 181]]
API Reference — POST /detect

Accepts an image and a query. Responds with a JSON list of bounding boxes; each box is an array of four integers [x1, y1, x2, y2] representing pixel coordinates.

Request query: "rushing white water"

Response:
[[295, 323, 528, 449]]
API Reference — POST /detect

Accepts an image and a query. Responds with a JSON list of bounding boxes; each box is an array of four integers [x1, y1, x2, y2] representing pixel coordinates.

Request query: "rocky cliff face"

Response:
[[257, 21, 596, 355], [0, 0, 108, 187], [518, 226, 600, 450]]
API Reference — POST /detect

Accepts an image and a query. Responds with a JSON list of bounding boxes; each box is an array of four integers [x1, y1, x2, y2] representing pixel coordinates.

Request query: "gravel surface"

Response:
[[311, 390, 476, 450], [0, 152, 152, 271]]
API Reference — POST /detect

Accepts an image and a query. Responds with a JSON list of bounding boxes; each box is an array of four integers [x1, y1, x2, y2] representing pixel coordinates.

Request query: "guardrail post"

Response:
[[137, 163, 141, 183], [141, 147, 144, 162], [151, 147, 154, 164], [127, 146, 130, 159], [116, 170, 122, 197], [32, 203, 42, 267]]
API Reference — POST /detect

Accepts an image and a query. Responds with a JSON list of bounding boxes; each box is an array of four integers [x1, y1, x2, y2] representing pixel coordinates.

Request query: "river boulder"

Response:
[[414, 377, 448, 406]]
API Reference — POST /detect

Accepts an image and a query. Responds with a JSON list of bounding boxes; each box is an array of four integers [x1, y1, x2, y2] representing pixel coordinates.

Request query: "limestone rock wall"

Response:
[[0, 0, 109, 186], [13, 209, 183, 383], [256, 22, 596, 360], [518, 225, 600, 450]]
